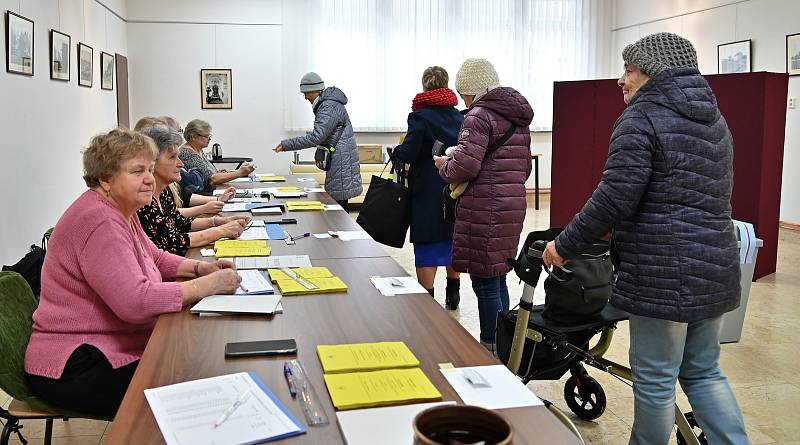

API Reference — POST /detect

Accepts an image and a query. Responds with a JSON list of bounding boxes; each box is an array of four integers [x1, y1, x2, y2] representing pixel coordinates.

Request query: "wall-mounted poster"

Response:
[[101, 52, 114, 90], [788, 33, 800, 76], [50, 30, 70, 81], [718, 40, 751, 74], [201, 69, 232, 109], [5, 11, 34, 75], [78, 42, 93, 87]]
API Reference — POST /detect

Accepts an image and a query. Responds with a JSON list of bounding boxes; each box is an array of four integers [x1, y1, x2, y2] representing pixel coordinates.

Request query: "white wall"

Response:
[[0, 0, 127, 265], [611, 0, 800, 223]]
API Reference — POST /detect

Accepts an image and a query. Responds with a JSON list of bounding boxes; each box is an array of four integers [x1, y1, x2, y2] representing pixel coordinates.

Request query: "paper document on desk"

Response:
[[235, 255, 312, 269], [235, 269, 274, 295], [330, 230, 372, 241], [144, 372, 305, 445], [191, 294, 281, 315], [323, 204, 344, 211], [336, 402, 455, 445], [238, 226, 268, 240], [317, 342, 419, 373], [323, 368, 441, 410], [251, 207, 283, 215], [440, 365, 543, 409], [370, 277, 428, 296], [304, 187, 326, 193], [229, 177, 253, 183]]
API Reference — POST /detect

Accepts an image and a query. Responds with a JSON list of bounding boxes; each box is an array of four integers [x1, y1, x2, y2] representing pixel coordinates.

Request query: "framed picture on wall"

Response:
[[50, 30, 70, 81], [717, 40, 751, 74], [201, 69, 233, 109], [788, 33, 800, 76], [78, 42, 93, 87], [101, 52, 114, 90], [5, 11, 34, 75]]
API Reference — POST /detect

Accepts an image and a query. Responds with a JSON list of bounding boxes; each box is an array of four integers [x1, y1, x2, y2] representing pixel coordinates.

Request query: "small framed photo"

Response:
[[201, 69, 233, 109], [50, 29, 70, 81], [101, 52, 114, 90], [787, 33, 800, 76], [717, 40, 751, 74], [78, 42, 93, 87], [5, 11, 34, 75]]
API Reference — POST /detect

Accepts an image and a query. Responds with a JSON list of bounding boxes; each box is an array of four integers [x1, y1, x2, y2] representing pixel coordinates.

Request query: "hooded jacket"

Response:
[[282, 87, 362, 201], [555, 67, 741, 322], [439, 87, 533, 277]]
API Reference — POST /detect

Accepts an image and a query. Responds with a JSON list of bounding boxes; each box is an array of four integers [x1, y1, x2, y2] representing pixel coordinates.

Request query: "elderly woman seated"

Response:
[[24, 129, 243, 416], [138, 125, 249, 256], [180, 119, 255, 186]]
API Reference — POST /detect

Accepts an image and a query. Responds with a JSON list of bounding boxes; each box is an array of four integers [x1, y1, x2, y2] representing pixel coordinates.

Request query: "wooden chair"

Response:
[[0, 271, 109, 445]]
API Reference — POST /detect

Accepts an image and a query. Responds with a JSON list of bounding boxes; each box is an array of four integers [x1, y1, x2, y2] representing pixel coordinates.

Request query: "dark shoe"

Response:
[[445, 277, 460, 310]]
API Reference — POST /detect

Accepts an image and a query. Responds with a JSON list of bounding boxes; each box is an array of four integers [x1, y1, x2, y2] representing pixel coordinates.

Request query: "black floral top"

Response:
[[137, 189, 194, 256]]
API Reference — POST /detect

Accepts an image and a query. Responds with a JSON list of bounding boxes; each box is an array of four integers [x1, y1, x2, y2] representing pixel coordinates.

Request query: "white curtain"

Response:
[[282, 0, 610, 132]]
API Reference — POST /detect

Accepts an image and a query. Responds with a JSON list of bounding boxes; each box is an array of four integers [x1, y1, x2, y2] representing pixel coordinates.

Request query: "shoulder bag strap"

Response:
[[484, 123, 518, 159]]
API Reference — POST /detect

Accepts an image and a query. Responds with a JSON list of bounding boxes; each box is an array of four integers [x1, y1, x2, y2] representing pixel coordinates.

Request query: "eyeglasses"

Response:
[[198, 134, 212, 140]]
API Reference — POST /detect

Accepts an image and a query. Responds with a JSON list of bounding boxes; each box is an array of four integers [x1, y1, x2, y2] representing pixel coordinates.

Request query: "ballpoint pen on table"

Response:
[[283, 362, 298, 398], [213, 389, 252, 428], [290, 232, 311, 241], [238, 283, 249, 293]]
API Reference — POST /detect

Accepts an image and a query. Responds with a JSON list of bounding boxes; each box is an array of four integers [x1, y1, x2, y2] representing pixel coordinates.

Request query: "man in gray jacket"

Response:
[[274, 72, 362, 210], [543, 33, 749, 445]]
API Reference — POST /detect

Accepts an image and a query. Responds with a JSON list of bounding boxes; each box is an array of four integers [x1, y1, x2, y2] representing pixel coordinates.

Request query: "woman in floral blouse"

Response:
[[137, 125, 249, 256]]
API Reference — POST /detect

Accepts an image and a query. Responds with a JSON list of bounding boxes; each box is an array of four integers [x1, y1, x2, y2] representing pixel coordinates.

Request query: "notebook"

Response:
[[190, 294, 282, 315], [317, 342, 420, 374]]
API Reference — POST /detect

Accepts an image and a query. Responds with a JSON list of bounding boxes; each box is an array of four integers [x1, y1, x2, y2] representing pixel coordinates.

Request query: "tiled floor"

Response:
[[3, 194, 798, 444]]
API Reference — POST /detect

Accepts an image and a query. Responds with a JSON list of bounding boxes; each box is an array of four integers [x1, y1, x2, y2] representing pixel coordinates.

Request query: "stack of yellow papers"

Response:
[[266, 267, 347, 295], [286, 201, 324, 212], [258, 175, 286, 182], [323, 368, 441, 410], [214, 240, 272, 257], [275, 186, 302, 192], [317, 342, 420, 373]]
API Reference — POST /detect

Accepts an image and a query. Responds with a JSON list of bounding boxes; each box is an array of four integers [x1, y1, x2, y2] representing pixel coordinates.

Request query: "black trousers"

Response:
[[336, 199, 350, 213], [27, 344, 138, 417]]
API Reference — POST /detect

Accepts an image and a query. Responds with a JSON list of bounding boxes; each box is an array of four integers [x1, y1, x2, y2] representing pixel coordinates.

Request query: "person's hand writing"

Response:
[[197, 259, 236, 276], [225, 215, 250, 227], [208, 269, 241, 295], [273, 143, 284, 153], [542, 241, 567, 268], [433, 155, 448, 169], [218, 221, 245, 239]]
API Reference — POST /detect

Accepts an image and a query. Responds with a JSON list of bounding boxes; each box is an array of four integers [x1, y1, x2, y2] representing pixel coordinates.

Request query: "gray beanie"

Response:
[[622, 32, 698, 77], [299, 72, 325, 93], [455, 58, 499, 95]]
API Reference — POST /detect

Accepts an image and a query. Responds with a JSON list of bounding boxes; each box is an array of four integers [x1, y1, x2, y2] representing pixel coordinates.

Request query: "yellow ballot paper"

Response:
[[267, 267, 347, 295], [317, 342, 420, 374], [323, 368, 441, 410], [276, 186, 302, 192], [214, 240, 272, 257], [258, 175, 286, 182], [286, 201, 325, 212]]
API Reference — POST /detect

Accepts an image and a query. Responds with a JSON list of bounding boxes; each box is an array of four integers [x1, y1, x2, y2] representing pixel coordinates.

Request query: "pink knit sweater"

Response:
[[25, 190, 184, 379]]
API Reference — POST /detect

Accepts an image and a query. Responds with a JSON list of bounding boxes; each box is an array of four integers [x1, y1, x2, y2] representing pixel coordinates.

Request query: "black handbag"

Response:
[[512, 228, 614, 324], [356, 160, 411, 248], [314, 122, 346, 171], [442, 124, 517, 223], [2, 229, 53, 300]]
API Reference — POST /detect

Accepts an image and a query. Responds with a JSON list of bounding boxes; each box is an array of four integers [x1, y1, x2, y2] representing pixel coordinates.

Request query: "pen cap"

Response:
[[413, 405, 512, 445]]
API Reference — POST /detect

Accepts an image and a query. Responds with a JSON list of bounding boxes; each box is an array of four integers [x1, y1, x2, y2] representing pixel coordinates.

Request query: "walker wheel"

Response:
[[564, 374, 606, 420], [676, 411, 708, 445]]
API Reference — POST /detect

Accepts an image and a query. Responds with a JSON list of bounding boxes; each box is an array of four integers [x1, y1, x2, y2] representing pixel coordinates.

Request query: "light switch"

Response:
[[789, 98, 797, 109]]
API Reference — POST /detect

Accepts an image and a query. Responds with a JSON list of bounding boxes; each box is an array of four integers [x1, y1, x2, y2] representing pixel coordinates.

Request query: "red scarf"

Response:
[[411, 87, 458, 112]]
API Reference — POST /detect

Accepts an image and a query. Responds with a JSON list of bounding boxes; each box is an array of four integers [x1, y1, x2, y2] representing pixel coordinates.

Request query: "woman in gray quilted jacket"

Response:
[[543, 33, 749, 445], [274, 72, 362, 211]]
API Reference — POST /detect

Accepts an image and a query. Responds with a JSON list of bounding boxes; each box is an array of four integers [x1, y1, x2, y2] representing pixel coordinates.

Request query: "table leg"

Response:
[[534, 155, 540, 210]]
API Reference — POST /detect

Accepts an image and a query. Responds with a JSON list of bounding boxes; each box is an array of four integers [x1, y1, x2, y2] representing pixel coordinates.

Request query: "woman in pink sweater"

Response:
[[24, 129, 241, 416]]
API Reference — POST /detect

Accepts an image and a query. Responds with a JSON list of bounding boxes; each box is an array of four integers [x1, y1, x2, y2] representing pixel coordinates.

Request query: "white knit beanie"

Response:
[[455, 58, 499, 95]]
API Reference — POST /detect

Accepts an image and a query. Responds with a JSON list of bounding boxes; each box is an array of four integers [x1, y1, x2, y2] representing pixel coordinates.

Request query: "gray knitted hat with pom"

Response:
[[622, 32, 698, 77]]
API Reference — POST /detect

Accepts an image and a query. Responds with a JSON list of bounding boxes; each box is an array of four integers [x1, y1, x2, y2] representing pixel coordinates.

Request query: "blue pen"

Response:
[[283, 362, 298, 398]]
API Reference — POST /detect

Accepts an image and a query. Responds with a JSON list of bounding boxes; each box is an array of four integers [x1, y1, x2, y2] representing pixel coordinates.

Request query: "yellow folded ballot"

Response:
[[276, 186, 302, 192], [214, 240, 272, 257], [323, 368, 441, 410], [317, 342, 420, 374], [286, 201, 325, 212], [267, 267, 347, 295], [258, 175, 286, 182]]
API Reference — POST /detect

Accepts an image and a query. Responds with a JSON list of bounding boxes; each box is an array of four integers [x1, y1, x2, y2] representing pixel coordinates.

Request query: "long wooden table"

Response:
[[105, 176, 580, 444]]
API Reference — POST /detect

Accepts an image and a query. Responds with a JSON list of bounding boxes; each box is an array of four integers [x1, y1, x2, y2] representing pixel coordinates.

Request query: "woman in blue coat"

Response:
[[391, 66, 463, 309]]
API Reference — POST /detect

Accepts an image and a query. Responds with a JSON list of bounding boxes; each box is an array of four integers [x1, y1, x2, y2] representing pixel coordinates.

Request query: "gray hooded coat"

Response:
[[281, 87, 362, 201]]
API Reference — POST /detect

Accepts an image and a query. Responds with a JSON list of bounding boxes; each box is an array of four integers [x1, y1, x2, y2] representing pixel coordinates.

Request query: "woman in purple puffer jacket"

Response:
[[434, 58, 533, 349]]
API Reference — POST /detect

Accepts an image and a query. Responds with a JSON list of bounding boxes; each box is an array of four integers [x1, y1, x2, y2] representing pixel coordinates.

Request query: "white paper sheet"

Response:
[[323, 204, 344, 211], [200, 248, 216, 257], [229, 177, 254, 183], [296, 177, 316, 183], [336, 402, 455, 445], [235, 269, 274, 295], [304, 187, 326, 193], [221, 203, 248, 212], [440, 365, 543, 410], [330, 230, 372, 241], [144, 372, 304, 445], [370, 277, 428, 296], [238, 226, 268, 240], [251, 207, 283, 215], [313, 233, 332, 239], [191, 294, 281, 315], [234, 255, 312, 269]]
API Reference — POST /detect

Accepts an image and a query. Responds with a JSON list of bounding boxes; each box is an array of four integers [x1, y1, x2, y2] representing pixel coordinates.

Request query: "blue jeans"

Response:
[[628, 314, 750, 445], [470, 274, 510, 343]]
